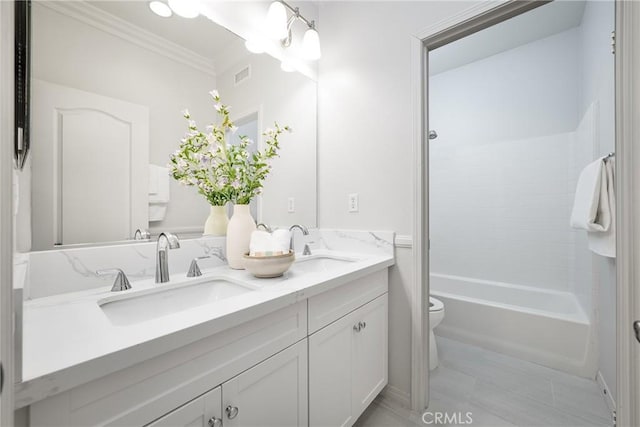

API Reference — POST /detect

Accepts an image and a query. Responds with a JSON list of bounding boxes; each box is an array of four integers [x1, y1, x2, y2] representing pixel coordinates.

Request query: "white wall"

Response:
[[430, 28, 580, 145], [317, 0, 477, 405], [569, 104, 597, 316], [217, 52, 317, 228], [31, 3, 215, 241], [579, 0, 616, 402], [429, 29, 581, 292], [430, 132, 577, 291]]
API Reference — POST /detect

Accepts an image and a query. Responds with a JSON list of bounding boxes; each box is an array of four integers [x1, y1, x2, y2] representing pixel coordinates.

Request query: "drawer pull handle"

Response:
[[360, 321, 366, 329], [226, 405, 239, 419], [208, 417, 222, 427]]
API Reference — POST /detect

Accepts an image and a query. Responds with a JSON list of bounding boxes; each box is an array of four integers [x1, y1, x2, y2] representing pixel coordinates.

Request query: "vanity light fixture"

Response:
[[265, 1, 289, 40], [149, 1, 172, 18], [263, 1, 322, 60], [302, 25, 321, 60], [167, 0, 200, 19]]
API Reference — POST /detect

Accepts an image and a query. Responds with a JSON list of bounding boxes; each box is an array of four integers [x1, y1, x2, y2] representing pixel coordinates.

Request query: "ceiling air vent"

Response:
[[234, 66, 251, 86]]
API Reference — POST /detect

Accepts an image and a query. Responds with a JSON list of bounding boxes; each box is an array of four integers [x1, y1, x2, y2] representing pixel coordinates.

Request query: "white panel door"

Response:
[[146, 386, 222, 427], [308, 307, 355, 427], [31, 79, 149, 249], [60, 110, 130, 244], [351, 294, 388, 417], [222, 340, 308, 427]]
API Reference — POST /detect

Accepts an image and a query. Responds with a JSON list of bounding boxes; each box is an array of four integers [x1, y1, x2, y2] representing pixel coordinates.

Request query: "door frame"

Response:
[[0, 1, 15, 425], [613, 1, 640, 424], [411, 1, 639, 425]]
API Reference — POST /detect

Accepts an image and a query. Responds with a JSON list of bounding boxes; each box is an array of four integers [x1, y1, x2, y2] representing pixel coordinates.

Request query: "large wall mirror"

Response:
[[15, 0, 317, 251]]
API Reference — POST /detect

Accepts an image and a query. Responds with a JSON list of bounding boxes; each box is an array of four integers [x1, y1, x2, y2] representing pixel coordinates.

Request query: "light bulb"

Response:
[[149, 1, 172, 17], [245, 38, 265, 54], [302, 27, 321, 60], [265, 2, 288, 40], [168, 0, 200, 18]]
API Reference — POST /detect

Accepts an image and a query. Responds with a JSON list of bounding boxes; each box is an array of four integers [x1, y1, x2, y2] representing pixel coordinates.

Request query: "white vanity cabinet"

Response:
[[147, 340, 308, 427], [308, 294, 388, 427], [29, 302, 308, 427], [222, 340, 308, 427], [26, 269, 389, 427], [308, 269, 389, 426], [146, 387, 222, 427]]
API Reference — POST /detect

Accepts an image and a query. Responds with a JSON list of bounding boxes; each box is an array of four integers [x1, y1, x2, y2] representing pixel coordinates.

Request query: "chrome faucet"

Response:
[[133, 228, 151, 240], [97, 268, 131, 292], [257, 223, 272, 233], [187, 256, 211, 278], [156, 232, 180, 283], [289, 224, 311, 255]]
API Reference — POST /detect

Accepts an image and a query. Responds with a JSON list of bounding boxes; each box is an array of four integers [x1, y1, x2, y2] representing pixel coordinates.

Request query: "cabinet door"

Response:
[[146, 386, 222, 427], [308, 307, 356, 427], [309, 293, 389, 427], [222, 340, 308, 427], [352, 294, 388, 417]]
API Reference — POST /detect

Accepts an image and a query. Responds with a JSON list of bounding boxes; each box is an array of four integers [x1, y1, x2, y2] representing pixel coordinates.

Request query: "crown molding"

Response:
[[38, 1, 216, 77]]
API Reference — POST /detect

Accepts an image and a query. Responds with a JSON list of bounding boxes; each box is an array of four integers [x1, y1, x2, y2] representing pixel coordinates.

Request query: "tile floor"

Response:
[[356, 336, 613, 427]]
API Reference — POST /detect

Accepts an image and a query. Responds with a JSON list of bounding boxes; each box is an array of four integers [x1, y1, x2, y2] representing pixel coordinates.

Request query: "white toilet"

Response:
[[429, 297, 445, 370]]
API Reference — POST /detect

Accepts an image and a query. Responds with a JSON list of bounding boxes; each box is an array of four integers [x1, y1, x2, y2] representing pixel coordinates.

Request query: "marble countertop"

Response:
[[15, 248, 394, 408]]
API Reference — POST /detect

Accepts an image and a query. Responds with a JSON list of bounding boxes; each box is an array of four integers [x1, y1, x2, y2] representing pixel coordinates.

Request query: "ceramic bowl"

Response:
[[243, 251, 295, 278]]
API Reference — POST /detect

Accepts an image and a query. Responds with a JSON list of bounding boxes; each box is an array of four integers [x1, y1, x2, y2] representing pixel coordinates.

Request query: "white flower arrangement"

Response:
[[169, 91, 291, 206]]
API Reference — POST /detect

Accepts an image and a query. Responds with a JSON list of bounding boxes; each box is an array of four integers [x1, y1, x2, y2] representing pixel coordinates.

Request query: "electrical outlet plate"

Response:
[[348, 193, 359, 212], [287, 197, 295, 213]]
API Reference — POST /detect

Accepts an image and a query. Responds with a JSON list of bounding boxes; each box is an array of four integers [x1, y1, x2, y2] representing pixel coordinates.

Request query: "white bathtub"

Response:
[[430, 273, 597, 378]]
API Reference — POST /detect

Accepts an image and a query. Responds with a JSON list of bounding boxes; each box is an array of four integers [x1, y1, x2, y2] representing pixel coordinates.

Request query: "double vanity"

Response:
[[12, 2, 384, 425], [14, 230, 394, 427]]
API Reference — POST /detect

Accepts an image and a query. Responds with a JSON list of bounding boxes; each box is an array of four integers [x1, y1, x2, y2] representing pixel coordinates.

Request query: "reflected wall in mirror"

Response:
[[16, 0, 317, 251]]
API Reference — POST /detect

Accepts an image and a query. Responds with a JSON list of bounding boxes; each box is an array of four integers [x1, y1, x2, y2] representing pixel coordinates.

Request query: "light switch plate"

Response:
[[287, 197, 295, 213]]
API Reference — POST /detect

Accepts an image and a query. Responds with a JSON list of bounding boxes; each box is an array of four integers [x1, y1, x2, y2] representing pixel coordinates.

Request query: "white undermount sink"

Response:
[[292, 254, 356, 273], [98, 278, 255, 326]]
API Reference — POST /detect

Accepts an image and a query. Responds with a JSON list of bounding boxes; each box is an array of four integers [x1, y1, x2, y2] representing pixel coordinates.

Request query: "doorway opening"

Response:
[[413, 1, 632, 425]]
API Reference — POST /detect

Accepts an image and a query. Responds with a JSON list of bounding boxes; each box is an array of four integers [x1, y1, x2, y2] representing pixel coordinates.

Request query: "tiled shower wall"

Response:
[[430, 132, 582, 293], [429, 23, 594, 309]]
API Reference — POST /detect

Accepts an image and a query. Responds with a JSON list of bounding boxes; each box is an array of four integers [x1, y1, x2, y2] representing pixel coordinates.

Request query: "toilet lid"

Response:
[[429, 297, 443, 312]]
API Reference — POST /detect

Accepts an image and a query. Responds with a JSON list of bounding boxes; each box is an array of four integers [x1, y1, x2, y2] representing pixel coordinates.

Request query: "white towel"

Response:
[[249, 231, 273, 256], [272, 229, 292, 253], [149, 164, 170, 222], [249, 229, 292, 256], [149, 165, 170, 203], [588, 158, 615, 257], [570, 156, 616, 258]]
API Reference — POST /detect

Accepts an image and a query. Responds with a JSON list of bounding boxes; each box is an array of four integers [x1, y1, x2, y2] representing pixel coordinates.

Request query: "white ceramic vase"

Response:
[[204, 205, 229, 236], [226, 204, 256, 269]]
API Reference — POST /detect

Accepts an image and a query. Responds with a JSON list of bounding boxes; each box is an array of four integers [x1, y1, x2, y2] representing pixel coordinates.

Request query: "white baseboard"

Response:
[[596, 370, 617, 413], [380, 385, 411, 409], [374, 387, 423, 424]]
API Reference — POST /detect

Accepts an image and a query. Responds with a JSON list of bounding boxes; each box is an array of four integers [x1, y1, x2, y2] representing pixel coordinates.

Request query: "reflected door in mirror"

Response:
[[31, 80, 149, 249]]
